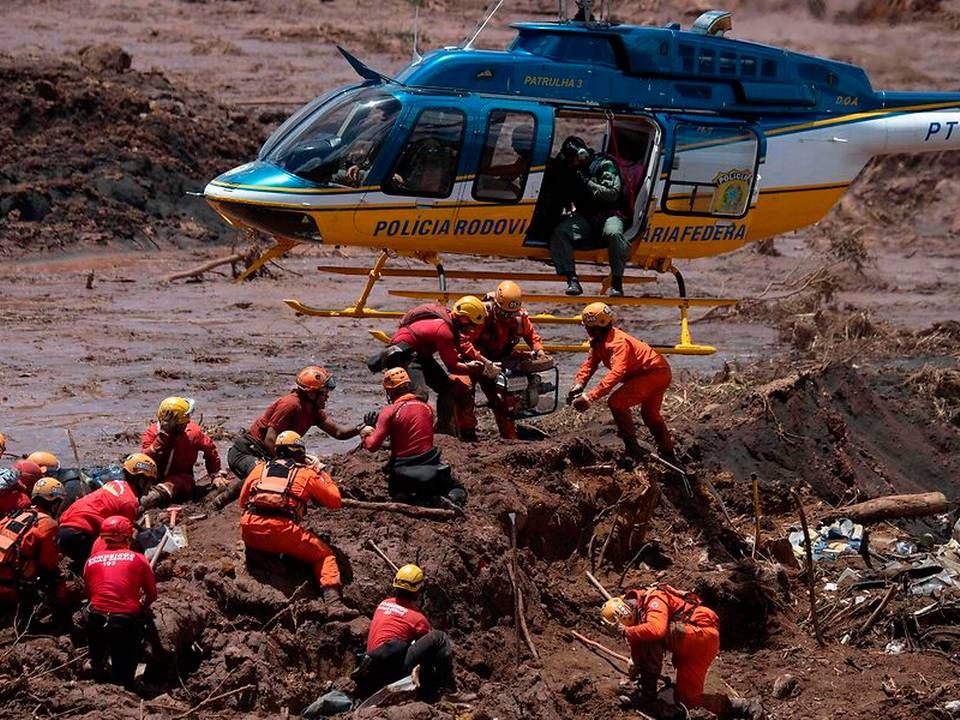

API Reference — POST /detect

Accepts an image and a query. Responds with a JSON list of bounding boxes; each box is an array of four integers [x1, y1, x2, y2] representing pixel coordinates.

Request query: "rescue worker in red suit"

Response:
[[601, 588, 766, 719], [0, 459, 43, 514], [58, 453, 155, 569], [458, 281, 548, 440], [224, 366, 364, 504], [567, 302, 676, 461], [239, 431, 355, 618], [84, 515, 157, 689], [0, 478, 68, 628], [359, 368, 467, 507], [353, 564, 457, 700], [382, 297, 489, 437], [140, 396, 225, 509]]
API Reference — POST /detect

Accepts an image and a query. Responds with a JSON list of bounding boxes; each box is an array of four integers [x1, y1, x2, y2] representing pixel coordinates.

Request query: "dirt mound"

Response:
[[0, 52, 267, 255]]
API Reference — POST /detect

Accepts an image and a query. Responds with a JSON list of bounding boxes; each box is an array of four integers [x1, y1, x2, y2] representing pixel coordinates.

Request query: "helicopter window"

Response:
[[384, 108, 466, 198], [761, 59, 778, 78], [740, 56, 757, 77], [698, 48, 716, 74], [265, 88, 401, 188], [473, 111, 536, 203], [663, 122, 758, 218], [719, 52, 737, 75], [678, 44, 695, 73]]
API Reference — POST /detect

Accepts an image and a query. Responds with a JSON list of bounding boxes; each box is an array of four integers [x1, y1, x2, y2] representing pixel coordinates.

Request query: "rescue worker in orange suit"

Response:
[[567, 302, 676, 461], [0, 459, 43, 514], [353, 564, 457, 700], [140, 396, 225, 509], [601, 588, 766, 719], [58, 453, 155, 569], [0, 478, 68, 627], [84, 515, 157, 690], [360, 368, 467, 507], [239, 431, 355, 618], [458, 281, 548, 440], [226, 366, 363, 489], [382, 297, 489, 437]]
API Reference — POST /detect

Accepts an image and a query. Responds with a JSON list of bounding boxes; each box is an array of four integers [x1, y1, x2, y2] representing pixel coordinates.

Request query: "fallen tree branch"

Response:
[[262, 581, 310, 631], [585, 570, 613, 600], [820, 492, 948, 524], [793, 491, 825, 647], [342, 498, 456, 520], [857, 584, 898, 638], [365, 539, 400, 573], [570, 630, 631, 667], [506, 562, 539, 661], [165, 253, 245, 283], [172, 683, 256, 719]]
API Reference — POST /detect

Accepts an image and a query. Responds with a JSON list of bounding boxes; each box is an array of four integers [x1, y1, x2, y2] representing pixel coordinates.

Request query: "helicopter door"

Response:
[[357, 106, 468, 247]]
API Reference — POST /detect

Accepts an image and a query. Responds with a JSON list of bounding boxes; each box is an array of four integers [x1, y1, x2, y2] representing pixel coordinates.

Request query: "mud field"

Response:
[[1, 1, 959, 719]]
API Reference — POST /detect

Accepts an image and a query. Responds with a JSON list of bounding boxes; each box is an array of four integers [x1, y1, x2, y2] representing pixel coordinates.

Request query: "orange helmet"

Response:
[[122, 453, 157, 480], [383, 367, 412, 391], [581, 302, 615, 328], [494, 281, 523, 313], [100, 515, 135, 547], [27, 451, 60, 474], [296, 366, 335, 392], [600, 595, 637, 627]]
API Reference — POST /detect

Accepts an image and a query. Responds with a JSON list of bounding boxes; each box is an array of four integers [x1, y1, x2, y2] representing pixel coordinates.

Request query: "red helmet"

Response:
[[12, 459, 43, 491], [296, 366, 335, 392], [100, 515, 135, 547]]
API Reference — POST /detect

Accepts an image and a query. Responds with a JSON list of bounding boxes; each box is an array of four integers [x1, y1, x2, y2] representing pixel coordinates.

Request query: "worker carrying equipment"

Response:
[[0, 477, 68, 627], [374, 300, 489, 437], [602, 585, 767, 719], [360, 369, 467, 507], [458, 281, 554, 440], [58, 453, 155, 569], [353, 564, 457, 701], [567, 303, 676, 461], [226, 365, 363, 491], [84, 515, 157, 690], [238, 432, 356, 619], [141, 396, 223, 509]]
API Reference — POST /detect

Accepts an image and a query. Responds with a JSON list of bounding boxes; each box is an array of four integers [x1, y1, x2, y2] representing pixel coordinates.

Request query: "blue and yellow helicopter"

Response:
[[204, 2, 960, 354]]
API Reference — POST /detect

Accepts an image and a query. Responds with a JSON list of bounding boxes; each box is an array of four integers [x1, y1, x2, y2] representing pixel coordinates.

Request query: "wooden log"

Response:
[[365, 539, 399, 573], [569, 630, 631, 666], [341, 498, 456, 520], [165, 253, 245, 283], [793, 491, 825, 647], [820, 492, 948, 524], [585, 570, 613, 600]]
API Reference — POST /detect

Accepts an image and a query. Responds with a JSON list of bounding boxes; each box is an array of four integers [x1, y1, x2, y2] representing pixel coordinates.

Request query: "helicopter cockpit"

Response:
[[263, 87, 402, 188]]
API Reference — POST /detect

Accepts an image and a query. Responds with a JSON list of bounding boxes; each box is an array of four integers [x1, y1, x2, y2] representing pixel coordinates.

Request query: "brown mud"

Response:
[[1, 0, 959, 718]]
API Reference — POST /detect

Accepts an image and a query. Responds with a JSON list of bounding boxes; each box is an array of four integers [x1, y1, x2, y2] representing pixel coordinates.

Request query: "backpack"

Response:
[[245, 461, 306, 519], [641, 583, 705, 624], [0, 510, 40, 583], [398, 304, 453, 332]]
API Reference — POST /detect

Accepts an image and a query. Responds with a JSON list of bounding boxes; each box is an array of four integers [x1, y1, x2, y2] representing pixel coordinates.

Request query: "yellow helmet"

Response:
[[275, 431, 306, 450], [494, 280, 523, 313], [581, 302, 615, 328], [393, 563, 425, 593], [31, 477, 66, 502], [383, 367, 412, 391], [157, 396, 194, 428], [600, 596, 636, 627], [451, 296, 487, 326], [122, 452, 158, 480], [27, 451, 60, 473]]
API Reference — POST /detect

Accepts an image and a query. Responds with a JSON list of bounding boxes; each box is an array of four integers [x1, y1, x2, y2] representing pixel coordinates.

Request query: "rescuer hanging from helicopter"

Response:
[[548, 136, 631, 298]]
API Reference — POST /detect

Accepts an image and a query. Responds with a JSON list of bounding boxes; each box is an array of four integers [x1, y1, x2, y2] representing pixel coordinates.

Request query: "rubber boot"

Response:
[[565, 275, 583, 296], [322, 586, 358, 621], [608, 276, 625, 297], [724, 696, 768, 720], [622, 435, 644, 459]]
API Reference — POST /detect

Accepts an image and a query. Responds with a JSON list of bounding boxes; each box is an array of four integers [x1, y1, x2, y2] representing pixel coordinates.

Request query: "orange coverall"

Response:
[[624, 588, 724, 713], [239, 459, 342, 588], [574, 327, 673, 452], [0, 509, 64, 605], [458, 302, 545, 438]]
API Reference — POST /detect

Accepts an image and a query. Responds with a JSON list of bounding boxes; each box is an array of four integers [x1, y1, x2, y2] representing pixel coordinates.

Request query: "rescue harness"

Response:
[[0, 509, 41, 585], [637, 583, 706, 626], [244, 461, 307, 521]]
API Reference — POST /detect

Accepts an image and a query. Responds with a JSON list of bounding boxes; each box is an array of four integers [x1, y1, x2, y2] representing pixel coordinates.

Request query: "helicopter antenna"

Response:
[[461, 0, 505, 50], [409, 0, 423, 62]]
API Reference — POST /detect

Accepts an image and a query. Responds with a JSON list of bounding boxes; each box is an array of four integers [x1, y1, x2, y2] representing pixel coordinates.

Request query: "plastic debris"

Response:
[[790, 517, 865, 561], [884, 640, 906, 655]]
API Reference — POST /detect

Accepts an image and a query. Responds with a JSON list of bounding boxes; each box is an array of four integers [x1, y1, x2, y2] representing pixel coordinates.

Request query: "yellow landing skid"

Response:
[[388, 290, 739, 309], [236, 238, 299, 282], [283, 300, 404, 319], [316, 265, 656, 286]]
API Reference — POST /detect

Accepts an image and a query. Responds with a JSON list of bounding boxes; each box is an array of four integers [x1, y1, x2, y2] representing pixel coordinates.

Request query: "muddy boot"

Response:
[[564, 275, 583, 296], [608, 276, 624, 297], [322, 586, 358, 621], [622, 435, 644, 459], [725, 697, 767, 720]]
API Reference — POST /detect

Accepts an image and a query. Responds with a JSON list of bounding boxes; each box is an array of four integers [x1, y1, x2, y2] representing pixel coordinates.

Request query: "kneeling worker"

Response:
[[360, 368, 466, 507], [353, 564, 457, 700], [601, 586, 765, 719], [84, 516, 157, 690], [238, 431, 354, 618], [568, 303, 676, 461]]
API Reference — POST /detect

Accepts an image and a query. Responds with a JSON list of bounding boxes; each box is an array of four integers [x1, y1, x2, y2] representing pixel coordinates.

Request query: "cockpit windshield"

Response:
[[265, 88, 402, 187]]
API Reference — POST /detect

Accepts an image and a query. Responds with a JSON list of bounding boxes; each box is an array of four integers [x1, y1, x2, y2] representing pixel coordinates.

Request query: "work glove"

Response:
[[566, 383, 584, 405], [482, 360, 501, 380], [573, 395, 591, 412], [211, 472, 230, 490], [360, 425, 374, 440], [363, 410, 379, 427], [464, 360, 485, 376]]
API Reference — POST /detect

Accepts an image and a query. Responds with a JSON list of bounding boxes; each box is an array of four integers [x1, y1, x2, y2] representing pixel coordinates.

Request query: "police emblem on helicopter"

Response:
[[710, 169, 753, 216]]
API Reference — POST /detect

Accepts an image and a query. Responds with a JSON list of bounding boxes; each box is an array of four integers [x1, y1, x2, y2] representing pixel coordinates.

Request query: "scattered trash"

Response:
[[894, 540, 917, 556], [910, 570, 955, 596], [884, 640, 906, 655], [302, 690, 354, 719], [790, 518, 864, 561]]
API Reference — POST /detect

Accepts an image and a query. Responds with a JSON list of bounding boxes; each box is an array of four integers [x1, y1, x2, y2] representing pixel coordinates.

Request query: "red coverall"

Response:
[[248, 393, 332, 441], [84, 549, 158, 614], [624, 588, 724, 713], [0, 488, 30, 515], [366, 596, 431, 652], [574, 327, 674, 452], [362, 394, 435, 459], [459, 303, 545, 439], [0, 509, 63, 604], [142, 420, 221, 500], [60, 480, 141, 535], [239, 459, 343, 588]]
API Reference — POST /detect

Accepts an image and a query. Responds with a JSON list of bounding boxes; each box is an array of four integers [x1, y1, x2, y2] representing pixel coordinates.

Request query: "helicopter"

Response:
[[204, 1, 960, 355]]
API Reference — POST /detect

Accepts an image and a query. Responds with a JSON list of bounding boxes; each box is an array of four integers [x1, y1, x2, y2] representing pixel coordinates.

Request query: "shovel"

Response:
[[167, 506, 188, 549], [354, 666, 420, 710]]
